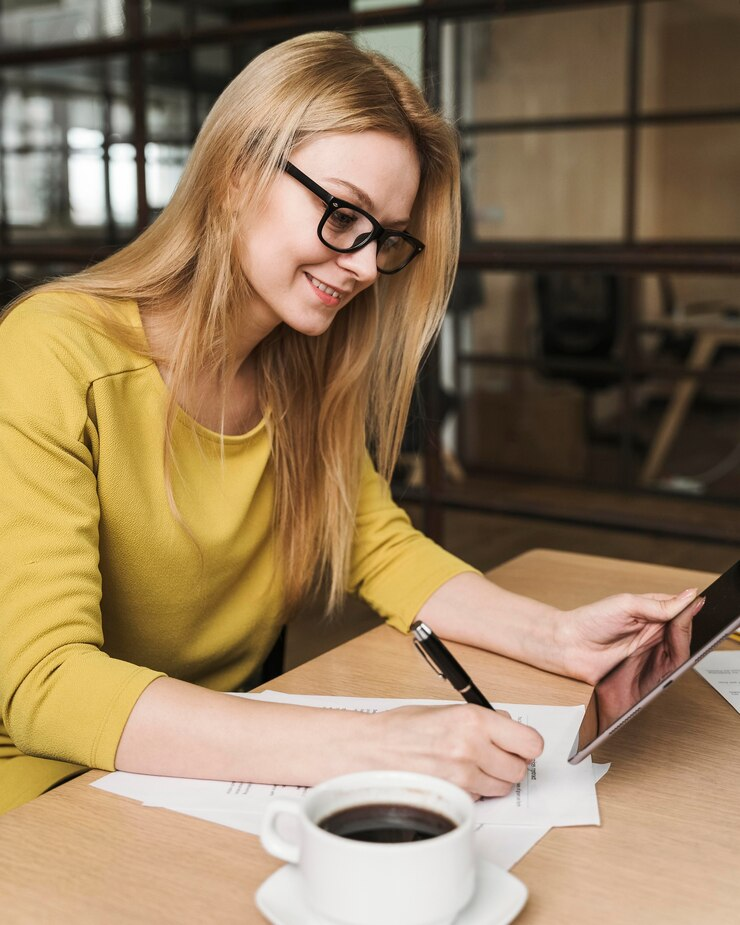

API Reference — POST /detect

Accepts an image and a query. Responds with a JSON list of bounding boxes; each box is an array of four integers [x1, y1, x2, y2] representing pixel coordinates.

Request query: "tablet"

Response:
[[568, 560, 740, 764]]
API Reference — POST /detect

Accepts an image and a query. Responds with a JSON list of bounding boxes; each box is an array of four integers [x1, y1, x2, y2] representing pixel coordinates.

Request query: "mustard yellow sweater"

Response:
[[0, 293, 475, 812]]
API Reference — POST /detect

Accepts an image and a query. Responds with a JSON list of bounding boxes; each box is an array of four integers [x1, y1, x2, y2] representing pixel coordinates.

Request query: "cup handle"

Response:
[[260, 799, 302, 864]]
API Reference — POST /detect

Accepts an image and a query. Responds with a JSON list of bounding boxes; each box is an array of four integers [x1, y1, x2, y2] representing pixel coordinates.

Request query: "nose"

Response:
[[334, 243, 379, 286]]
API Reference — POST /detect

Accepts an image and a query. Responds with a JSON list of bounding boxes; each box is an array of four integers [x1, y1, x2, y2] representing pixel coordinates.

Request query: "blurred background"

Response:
[[2, 0, 739, 663]]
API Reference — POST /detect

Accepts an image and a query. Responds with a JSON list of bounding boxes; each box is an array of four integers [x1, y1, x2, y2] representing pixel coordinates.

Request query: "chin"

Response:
[[286, 310, 338, 338]]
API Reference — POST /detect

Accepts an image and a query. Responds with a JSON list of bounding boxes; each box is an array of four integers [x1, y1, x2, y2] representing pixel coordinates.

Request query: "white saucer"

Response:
[[255, 856, 528, 925]]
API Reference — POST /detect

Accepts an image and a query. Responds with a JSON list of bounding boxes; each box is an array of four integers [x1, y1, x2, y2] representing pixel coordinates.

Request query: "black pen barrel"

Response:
[[459, 681, 495, 710], [423, 634, 495, 711], [410, 620, 496, 712]]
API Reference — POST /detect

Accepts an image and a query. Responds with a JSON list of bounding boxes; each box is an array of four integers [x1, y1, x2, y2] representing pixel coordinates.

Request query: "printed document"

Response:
[[694, 651, 740, 714], [476, 761, 609, 870]]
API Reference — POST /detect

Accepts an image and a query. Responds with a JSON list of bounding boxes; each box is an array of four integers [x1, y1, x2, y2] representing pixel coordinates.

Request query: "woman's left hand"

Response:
[[556, 587, 704, 685]]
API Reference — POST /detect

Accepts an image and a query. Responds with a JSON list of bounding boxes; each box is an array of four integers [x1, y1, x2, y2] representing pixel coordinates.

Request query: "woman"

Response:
[[0, 32, 699, 814]]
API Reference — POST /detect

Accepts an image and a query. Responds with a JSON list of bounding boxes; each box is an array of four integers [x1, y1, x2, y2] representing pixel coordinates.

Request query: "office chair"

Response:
[[534, 271, 624, 439]]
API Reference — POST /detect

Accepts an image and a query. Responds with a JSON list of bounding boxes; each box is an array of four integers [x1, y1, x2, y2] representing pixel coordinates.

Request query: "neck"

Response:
[[139, 299, 271, 435], [140, 295, 280, 383]]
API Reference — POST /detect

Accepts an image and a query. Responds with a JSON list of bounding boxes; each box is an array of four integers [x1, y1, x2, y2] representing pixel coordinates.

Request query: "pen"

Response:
[[410, 620, 495, 710]]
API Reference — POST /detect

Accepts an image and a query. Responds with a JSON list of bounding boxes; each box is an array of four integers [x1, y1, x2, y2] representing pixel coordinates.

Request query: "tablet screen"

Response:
[[569, 560, 740, 763]]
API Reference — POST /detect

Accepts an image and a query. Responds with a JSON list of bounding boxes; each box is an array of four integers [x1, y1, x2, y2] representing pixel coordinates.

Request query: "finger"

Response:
[[642, 588, 700, 603], [641, 593, 679, 602], [466, 770, 515, 800], [440, 746, 515, 799], [481, 713, 544, 762], [476, 746, 529, 785], [630, 588, 699, 623], [673, 594, 705, 630]]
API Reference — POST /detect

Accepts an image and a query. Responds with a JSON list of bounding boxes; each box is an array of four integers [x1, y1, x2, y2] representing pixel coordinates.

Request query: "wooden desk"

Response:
[[1, 550, 738, 924]]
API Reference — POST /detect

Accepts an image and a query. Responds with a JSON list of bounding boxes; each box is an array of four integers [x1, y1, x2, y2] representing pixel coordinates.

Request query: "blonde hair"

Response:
[[5, 32, 461, 612]]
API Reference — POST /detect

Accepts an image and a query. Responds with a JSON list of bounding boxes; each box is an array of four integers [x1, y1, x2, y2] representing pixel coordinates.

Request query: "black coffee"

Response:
[[318, 803, 456, 843]]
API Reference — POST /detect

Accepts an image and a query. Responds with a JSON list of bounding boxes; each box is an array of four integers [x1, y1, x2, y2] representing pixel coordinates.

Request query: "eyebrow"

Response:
[[326, 176, 411, 229]]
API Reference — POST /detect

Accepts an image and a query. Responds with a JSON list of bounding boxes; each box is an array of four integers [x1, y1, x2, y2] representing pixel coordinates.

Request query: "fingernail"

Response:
[[679, 588, 698, 598]]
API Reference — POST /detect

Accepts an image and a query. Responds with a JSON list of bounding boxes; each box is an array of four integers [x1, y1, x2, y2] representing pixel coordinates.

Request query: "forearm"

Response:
[[114, 676, 545, 798], [416, 572, 568, 677], [115, 677, 380, 784]]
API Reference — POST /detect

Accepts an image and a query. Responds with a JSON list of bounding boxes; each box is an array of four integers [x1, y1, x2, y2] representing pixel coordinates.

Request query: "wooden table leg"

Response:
[[640, 331, 718, 484]]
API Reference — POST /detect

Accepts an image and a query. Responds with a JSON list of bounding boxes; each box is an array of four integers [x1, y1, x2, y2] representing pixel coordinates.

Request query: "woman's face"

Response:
[[233, 130, 421, 342]]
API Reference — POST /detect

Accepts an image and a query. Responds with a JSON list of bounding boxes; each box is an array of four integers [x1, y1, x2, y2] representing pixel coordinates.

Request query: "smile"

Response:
[[306, 274, 343, 299]]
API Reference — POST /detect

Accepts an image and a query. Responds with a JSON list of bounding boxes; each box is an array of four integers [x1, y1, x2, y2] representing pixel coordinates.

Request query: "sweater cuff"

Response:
[[90, 667, 166, 770]]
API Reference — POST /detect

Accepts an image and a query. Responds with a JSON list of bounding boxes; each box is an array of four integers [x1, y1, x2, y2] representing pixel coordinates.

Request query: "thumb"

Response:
[[639, 588, 698, 622], [641, 593, 679, 602]]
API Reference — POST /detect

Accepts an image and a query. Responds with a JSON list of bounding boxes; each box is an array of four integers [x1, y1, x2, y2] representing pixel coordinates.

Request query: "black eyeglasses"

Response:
[[283, 161, 425, 275]]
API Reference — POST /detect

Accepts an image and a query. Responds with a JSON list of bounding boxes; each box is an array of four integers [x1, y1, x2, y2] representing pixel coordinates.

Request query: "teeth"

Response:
[[309, 275, 341, 299]]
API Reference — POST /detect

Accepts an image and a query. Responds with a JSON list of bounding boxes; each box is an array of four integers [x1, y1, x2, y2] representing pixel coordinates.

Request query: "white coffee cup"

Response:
[[260, 770, 476, 925]]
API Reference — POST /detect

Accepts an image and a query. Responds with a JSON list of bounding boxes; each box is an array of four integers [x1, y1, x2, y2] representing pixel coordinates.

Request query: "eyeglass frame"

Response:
[[283, 161, 425, 275]]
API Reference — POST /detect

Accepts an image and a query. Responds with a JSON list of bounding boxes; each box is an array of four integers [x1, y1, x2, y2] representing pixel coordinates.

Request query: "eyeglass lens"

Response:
[[321, 206, 416, 272]]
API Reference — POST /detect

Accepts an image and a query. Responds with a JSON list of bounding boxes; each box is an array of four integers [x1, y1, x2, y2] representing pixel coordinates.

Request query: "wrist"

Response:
[[516, 604, 573, 677], [546, 609, 579, 678], [305, 707, 388, 779], [549, 610, 599, 683]]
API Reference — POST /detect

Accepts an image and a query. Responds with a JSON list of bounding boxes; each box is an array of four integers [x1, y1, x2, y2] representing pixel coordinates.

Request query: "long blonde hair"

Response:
[[5, 32, 461, 612]]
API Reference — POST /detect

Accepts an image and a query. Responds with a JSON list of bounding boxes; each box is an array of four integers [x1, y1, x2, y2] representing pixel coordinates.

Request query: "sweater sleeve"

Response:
[[347, 453, 480, 633], [0, 302, 165, 771]]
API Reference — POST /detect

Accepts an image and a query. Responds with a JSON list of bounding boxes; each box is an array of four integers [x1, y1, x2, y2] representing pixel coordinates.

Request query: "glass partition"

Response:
[[637, 122, 740, 241], [469, 128, 626, 241], [0, 0, 125, 48], [641, 0, 740, 112], [0, 0, 738, 516], [1, 57, 129, 244], [454, 6, 628, 122], [447, 267, 740, 499]]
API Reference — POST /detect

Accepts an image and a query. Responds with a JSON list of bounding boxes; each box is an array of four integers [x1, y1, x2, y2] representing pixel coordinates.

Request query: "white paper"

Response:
[[592, 762, 611, 786], [94, 691, 600, 827], [95, 770, 307, 812], [694, 650, 740, 714], [473, 761, 609, 870], [474, 825, 550, 870], [473, 703, 597, 827]]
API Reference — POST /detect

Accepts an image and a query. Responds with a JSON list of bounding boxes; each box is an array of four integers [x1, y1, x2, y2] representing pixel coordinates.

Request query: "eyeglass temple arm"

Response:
[[283, 161, 336, 208]]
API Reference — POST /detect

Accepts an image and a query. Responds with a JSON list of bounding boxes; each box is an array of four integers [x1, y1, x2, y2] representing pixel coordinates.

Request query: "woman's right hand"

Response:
[[369, 704, 544, 800]]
